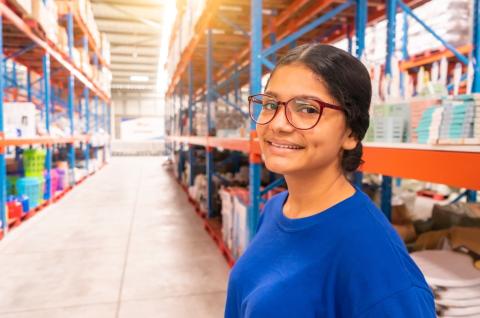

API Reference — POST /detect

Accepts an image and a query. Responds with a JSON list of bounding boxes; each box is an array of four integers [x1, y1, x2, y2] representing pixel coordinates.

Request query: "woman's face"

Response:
[[256, 63, 357, 176]]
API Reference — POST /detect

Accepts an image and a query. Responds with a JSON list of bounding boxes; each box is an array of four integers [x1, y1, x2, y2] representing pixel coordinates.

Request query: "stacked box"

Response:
[[57, 26, 68, 54], [371, 102, 410, 142], [475, 100, 480, 139], [32, 0, 58, 43], [439, 102, 475, 141], [72, 48, 82, 68], [416, 106, 444, 144], [410, 98, 440, 143]]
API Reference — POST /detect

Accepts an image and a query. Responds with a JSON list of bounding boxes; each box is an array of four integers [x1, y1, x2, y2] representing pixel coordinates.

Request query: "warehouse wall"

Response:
[[112, 90, 165, 140]]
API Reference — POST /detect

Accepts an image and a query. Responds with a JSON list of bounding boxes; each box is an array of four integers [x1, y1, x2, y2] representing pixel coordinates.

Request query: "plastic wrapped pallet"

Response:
[[101, 33, 111, 65], [232, 193, 249, 259], [219, 188, 234, 249], [360, 0, 470, 63]]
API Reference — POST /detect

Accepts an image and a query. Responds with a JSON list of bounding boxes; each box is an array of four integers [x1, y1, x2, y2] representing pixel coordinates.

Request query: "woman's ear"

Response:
[[342, 129, 358, 151]]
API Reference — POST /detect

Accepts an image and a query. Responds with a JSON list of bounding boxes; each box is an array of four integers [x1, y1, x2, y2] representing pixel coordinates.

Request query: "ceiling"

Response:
[[91, 0, 166, 91]]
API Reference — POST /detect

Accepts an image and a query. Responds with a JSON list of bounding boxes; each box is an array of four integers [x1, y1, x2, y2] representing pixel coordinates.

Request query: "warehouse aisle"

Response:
[[0, 157, 229, 318]]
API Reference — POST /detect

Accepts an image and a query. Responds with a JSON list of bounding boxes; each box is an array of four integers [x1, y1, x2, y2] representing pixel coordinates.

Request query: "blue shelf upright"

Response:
[[67, 11, 76, 185], [206, 28, 214, 218], [43, 53, 52, 200], [0, 13, 6, 234]]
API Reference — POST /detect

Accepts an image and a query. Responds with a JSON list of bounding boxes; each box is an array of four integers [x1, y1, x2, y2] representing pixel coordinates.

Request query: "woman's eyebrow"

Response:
[[264, 91, 279, 98], [297, 94, 323, 100]]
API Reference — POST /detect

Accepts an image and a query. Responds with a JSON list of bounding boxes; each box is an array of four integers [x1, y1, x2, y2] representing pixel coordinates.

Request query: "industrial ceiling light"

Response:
[[130, 75, 149, 82]]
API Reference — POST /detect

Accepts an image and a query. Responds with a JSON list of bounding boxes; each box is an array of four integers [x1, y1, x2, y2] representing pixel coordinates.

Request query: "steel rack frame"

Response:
[[166, 0, 480, 263], [0, 0, 111, 238]]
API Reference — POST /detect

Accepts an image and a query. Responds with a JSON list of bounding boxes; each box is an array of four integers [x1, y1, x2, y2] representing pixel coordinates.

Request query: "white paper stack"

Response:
[[411, 250, 480, 317]]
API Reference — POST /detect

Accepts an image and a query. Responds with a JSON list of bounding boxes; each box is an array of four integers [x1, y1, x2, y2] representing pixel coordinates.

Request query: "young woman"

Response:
[[225, 44, 435, 318]]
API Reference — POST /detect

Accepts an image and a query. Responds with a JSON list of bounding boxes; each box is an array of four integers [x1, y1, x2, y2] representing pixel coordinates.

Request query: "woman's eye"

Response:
[[297, 104, 319, 114], [263, 102, 278, 110]]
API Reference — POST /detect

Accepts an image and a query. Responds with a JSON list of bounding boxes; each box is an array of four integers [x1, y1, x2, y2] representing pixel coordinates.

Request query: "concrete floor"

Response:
[[0, 157, 229, 318]]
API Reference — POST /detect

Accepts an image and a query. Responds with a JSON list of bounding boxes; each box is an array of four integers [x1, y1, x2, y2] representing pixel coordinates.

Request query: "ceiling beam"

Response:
[[112, 52, 158, 58], [101, 30, 160, 36], [96, 1, 162, 29], [91, 0, 164, 9]]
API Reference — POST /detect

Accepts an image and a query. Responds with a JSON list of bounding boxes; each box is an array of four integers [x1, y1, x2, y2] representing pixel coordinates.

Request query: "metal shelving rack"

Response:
[[0, 1, 111, 239], [165, 0, 480, 263]]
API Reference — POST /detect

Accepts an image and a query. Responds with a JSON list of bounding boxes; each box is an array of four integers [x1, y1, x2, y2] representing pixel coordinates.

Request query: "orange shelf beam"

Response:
[[167, 136, 259, 155], [0, 2, 110, 103], [168, 136, 480, 190], [400, 44, 473, 71], [361, 145, 480, 190], [0, 135, 91, 147]]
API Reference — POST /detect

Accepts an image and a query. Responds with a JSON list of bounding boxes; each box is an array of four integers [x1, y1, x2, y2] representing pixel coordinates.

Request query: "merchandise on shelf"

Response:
[[219, 187, 250, 259], [410, 98, 441, 143], [4, 102, 37, 138], [16, 177, 43, 209], [411, 250, 480, 317], [101, 33, 110, 65], [23, 149, 46, 178], [9, 0, 33, 16], [72, 48, 82, 68], [360, 0, 471, 64], [7, 199, 22, 222], [7, 175, 20, 196], [99, 66, 112, 97], [419, 95, 480, 144], [370, 102, 410, 143], [57, 26, 68, 54], [55, 168, 67, 191], [167, 0, 207, 81], [84, 0, 101, 46], [32, 0, 58, 43], [416, 106, 443, 144], [44, 169, 59, 197]]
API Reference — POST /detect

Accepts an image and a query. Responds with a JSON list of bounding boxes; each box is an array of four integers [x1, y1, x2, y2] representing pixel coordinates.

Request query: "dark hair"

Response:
[[268, 43, 371, 173]]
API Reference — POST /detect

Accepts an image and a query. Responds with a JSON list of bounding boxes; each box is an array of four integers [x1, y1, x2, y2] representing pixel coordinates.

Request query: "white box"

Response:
[[233, 195, 249, 258], [4, 102, 36, 138]]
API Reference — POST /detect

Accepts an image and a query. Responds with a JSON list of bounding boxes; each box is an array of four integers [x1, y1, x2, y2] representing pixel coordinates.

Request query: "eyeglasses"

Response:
[[248, 94, 343, 130]]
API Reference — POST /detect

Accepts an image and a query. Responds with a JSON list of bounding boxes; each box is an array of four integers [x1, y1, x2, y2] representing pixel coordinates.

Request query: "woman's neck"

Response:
[[283, 163, 356, 219]]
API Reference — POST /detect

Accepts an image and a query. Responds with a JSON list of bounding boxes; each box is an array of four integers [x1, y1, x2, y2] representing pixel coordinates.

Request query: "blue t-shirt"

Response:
[[225, 189, 436, 318]]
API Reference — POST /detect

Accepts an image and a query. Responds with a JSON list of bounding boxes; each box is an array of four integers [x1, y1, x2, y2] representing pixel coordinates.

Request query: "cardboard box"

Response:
[[32, 0, 58, 43], [57, 26, 68, 53], [72, 48, 82, 68]]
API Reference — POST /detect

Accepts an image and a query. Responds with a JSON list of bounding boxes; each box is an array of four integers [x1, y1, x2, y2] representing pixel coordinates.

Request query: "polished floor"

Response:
[[0, 157, 229, 317]]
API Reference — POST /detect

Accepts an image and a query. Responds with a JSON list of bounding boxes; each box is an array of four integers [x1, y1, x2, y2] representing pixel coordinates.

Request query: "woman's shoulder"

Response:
[[336, 190, 431, 300]]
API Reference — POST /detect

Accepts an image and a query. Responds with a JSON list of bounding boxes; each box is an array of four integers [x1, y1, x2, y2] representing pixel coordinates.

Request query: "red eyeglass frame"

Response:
[[248, 93, 343, 130]]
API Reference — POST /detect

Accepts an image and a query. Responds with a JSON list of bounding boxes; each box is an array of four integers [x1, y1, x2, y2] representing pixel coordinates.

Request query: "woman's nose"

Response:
[[268, 105, 295, 133]]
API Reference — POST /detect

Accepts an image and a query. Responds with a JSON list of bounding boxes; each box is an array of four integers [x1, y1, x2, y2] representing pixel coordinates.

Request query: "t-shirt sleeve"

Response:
[[357, 286, 436, 318]]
